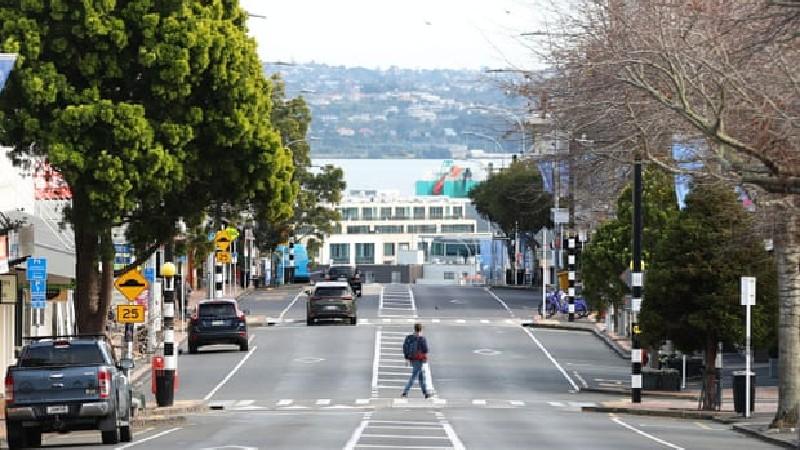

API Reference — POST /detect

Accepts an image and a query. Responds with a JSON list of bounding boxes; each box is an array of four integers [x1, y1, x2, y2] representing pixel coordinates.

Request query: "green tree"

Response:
[[0, 1, 294, 331], [469, 160, 552, 244], [254, 74, 345, 257], [641, 183, 777, 410], [581, 167, 679, 310]]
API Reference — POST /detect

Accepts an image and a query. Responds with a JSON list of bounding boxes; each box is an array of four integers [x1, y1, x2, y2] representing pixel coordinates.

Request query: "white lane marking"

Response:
[[356, 398, 370, 405], [278, 290, 305, 321], [610, 414, 685, 449], [510, 400, 525, 406], [424, 362, 436, 393], [378, 286, 385, 310], [316, 398, 331, 405], [573, 370, 589, 389], [472, 399, 486, 405], [480, 319, 490, 324], [432, 319, 441, 323], [437, 411, 466, 450], [203, 345, 258, 400], [485, 288, 515, 318], [409, 285, 417, 315], [372, 329, 382, 396], [115, 427, 182, 449], [343, 412, 371, 450], [360, 434, 449, 440], [521, 327, 579, 391], [548, 401, 565, 407], [248, 335, 256, 344], [455, 319, 466, 324], [236, 399, 255, 407], [277, 399, 293, 406]]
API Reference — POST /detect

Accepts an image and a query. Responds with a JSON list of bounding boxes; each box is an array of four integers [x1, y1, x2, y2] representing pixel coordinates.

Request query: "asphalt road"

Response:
[[34, 284, 775, 449]]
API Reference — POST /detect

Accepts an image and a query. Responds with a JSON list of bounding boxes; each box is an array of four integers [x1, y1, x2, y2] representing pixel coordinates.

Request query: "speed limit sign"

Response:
[[116, 304, 145, 324]]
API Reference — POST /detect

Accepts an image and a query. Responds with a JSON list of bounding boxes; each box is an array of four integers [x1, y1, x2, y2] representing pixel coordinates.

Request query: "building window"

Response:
[[346, 225, 370, 234], [380, 207, 392, 220], [429, 206, 444, 219], [452, 206, 463, 219], [375, 225, 403, 234], [413, 207, 426, 220], [394, 207, 409, 220], [341, 207, 359, 220], [431, 242, 444, 256], [333, 223, 342, 234], [407, 224, 437, 234], [443, 271, 455, 280], [362, 207, 376, 220], [355, 243, 375, 264], [441, 224, 475, 234], [399, 243, 410, 251], [330, 243, 350, 264], [384, 243, 396, 257]]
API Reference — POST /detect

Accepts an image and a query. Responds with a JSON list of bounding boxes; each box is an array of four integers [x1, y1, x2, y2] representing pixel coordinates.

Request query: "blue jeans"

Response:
[[403, 360, 428, 395]]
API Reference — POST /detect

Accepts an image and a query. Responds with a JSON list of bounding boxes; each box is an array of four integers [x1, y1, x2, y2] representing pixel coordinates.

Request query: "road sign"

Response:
[[30, 279, 46, 296], [26, 258, 47, 280], [214, 230, 232, 252], [144, 267, 155, 284], [216, 251, 232, 264], [116, 304, 145, 323], [114, 270, 149, 302]]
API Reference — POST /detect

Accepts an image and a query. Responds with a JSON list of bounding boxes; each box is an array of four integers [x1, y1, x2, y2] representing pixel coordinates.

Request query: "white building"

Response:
[[318, 190, 493, 270]]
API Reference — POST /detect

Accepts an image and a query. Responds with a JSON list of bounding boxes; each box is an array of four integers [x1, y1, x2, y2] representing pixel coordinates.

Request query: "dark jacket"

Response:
[[403, 334, 429, 362]]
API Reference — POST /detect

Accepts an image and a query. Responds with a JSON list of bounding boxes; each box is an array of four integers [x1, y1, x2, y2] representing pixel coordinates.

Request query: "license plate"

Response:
[[47, 405, 68, 414], [324, 305, 338, 310], [212, 320, 225, 326]]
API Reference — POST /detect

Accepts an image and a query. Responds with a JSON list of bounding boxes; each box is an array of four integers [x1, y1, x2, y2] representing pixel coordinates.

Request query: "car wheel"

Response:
[[188, 343, 198, 354], [240, 341, 249, 352], [120, 424, 133, 443], [25, 428, 42, 447], [6, 422, 27, 449], [307, 317, 314, 326], [101, 428, 120, 445], [350, 317, 357, 325]]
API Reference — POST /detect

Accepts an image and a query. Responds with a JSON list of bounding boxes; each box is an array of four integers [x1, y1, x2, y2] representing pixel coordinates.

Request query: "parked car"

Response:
[[306, 281, 358, 326], [325, 264, 362, 296], [4, 336, 134, 448], [188, 299, 249, 354]]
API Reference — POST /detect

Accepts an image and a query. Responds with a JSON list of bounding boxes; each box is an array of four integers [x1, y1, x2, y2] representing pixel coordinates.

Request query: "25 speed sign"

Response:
[[116, 304, 145, 324]]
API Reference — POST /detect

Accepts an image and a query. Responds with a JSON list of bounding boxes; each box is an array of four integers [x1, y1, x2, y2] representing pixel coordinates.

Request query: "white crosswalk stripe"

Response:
[[379, 283, 417, 318], [207, 398, 586, 411]]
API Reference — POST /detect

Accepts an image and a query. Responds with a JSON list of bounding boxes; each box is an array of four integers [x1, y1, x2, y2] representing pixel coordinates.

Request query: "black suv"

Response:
[[325, 265, 362, 296], [188, 299, 249, 353]]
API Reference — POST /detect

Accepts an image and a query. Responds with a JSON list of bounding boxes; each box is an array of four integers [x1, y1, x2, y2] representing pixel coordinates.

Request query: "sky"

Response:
[[239, 0, 545, 70]]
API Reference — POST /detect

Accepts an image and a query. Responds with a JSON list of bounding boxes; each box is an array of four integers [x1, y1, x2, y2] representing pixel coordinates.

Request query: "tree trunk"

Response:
[[772, 203, 800, 428], [73, 195, 114, 334], [702, 338, 718, 411]]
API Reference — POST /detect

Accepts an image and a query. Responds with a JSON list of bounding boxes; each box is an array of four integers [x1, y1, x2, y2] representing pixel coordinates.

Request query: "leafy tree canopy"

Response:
[[468, 160, 552, 240]]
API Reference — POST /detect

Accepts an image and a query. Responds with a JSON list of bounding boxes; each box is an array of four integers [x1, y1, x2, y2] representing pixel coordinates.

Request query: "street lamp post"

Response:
[[156, 261, 177, 407], [467, 105, 527, 155], [462, 131, 504, 153]]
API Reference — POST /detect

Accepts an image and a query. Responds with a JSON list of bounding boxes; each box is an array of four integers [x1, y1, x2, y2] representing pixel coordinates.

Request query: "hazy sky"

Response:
[[239, 0, 542, 70]]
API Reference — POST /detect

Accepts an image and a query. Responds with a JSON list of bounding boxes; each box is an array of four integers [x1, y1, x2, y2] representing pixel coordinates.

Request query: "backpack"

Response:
[[403, 335, 419, 360]]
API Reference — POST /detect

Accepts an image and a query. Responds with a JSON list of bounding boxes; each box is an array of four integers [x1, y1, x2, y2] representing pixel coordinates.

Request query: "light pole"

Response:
[[156, 261, 177, 407], [462, 131, 503, 153], [467, 105, 527, 155]]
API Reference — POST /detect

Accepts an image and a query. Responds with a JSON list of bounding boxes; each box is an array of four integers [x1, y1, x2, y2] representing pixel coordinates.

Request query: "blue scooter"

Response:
[[538, 290, 590, 319]]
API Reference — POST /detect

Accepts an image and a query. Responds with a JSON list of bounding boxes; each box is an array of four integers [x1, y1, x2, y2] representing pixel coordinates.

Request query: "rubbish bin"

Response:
[[733, 370, 756, 414], [557, 271, 569, 291]]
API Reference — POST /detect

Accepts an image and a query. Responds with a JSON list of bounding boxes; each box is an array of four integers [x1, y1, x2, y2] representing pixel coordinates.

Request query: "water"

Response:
[[312, 158, 512, 195]]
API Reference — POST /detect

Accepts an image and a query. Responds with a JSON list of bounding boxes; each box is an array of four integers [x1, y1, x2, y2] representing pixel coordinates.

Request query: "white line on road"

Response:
[[485, 288, 515, 318], [203, 345, 258, 400], [409, 285, 418, 316], [343, 412, 372, 450], [115, 427, 182, 449], [278, 290, 305, 321], [521, 327, 579, 391], [378, 286, 385, 310], [372, 329, 382, 396], [610, 414, 685, 449], [316, 398, 332, 405], [573, 370, 589, 389], [277, 399, 293, 406], [437, 411, 466, 450]]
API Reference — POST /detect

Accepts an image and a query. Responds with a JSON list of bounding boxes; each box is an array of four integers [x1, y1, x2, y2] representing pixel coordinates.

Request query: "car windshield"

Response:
[[328, 267, 354, 277], [199, 303, 237, 318], [20, 343, 105, 367], [314, 287, 350, 297]]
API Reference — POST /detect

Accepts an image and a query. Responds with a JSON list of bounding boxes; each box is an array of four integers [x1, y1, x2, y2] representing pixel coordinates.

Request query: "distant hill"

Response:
[[263, 63, 529, 158]]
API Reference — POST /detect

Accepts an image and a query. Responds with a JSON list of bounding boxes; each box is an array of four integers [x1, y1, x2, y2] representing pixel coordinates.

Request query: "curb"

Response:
[[131, 414, 187, 428], [729, 424, 796, 449], [581, 386, 699, 400], [582, 405, 732, 420], [524, 322, 631, 359]]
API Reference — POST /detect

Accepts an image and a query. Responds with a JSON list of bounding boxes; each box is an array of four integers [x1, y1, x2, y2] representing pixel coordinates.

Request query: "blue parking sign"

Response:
[[27, 258, 47, 281]]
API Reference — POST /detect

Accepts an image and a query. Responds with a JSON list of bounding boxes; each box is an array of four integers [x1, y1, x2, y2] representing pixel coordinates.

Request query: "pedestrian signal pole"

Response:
[[156, 261, 176, 406], [631, 159, 644, 403], [566, 234, 576, 322]]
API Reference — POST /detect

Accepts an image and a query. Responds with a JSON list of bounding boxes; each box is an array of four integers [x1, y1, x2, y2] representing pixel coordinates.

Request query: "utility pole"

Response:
[[155, 255, 176, 407], [566, 234, 576, 322], [631, 160, 644, 404]]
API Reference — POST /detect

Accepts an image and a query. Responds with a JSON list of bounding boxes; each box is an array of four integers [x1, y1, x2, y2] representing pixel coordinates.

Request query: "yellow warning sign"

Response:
[[216, 251, 232, 264], [116, 304, 145, 323], [114, 270, 148, 302], [214, 230, 232, 252]]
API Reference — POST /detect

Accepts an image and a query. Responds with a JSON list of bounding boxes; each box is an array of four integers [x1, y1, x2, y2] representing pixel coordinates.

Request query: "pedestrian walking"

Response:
[[401, 323, 431, 398]]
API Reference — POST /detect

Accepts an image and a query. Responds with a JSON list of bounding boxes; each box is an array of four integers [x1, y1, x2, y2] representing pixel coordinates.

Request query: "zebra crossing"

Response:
[[372, 328, 434, 398], [379, 284, 417, 318], [345, 411, 465, 450], [207, 398, 596, 411], [264, 317, 529, 327]]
